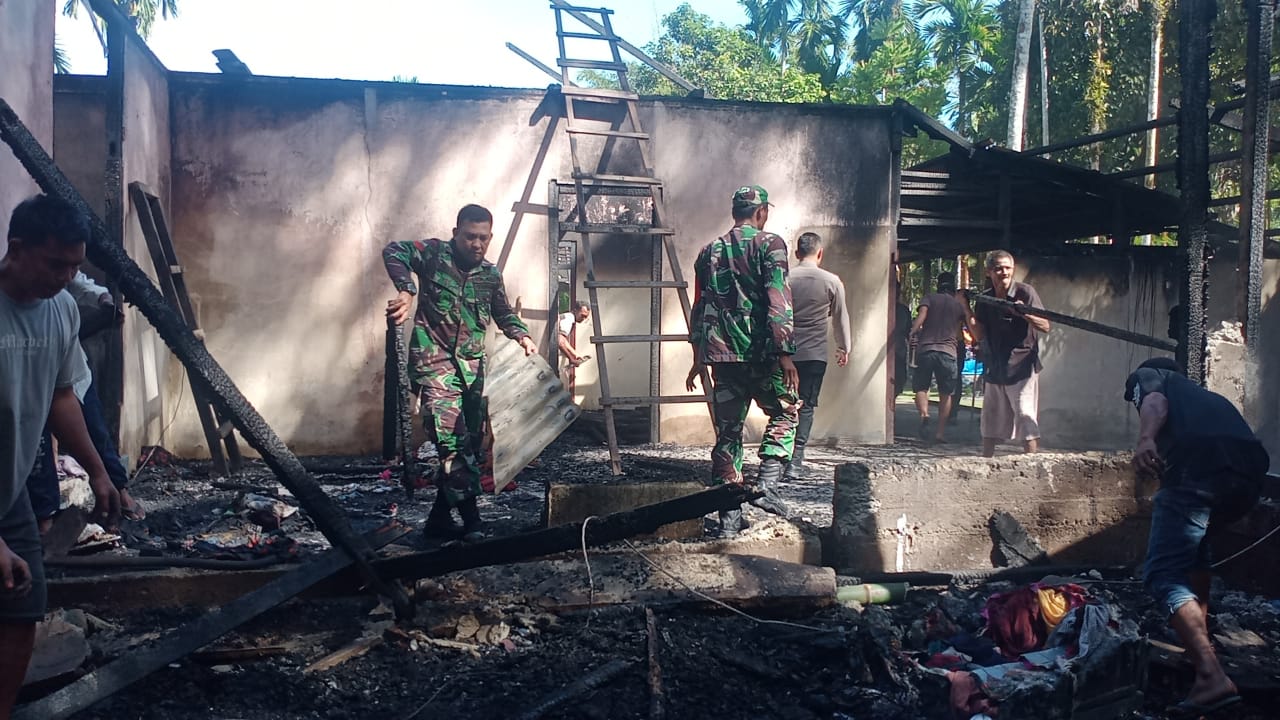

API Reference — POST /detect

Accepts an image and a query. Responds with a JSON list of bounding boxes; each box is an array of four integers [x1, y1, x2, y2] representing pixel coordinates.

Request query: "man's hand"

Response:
[[685, 362, 704, 392], [88, 472, 121, 530], [519, 337, 538, 356], [1133, 438, 1164, 478], [386, 290, 414, 325], [0, 538, 31, 598], [779, 355, 799, 393], [836, 349, 849, 368]]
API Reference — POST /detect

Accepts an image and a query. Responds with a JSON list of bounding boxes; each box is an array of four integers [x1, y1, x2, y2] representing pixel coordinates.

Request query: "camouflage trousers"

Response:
[[709, 362, 799, 485], [419, 360, 488, 506]]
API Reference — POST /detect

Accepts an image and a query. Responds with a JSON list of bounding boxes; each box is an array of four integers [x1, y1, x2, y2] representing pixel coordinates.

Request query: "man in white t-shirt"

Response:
[[557, 300, 591, 386], [0, 195, 119, 715]]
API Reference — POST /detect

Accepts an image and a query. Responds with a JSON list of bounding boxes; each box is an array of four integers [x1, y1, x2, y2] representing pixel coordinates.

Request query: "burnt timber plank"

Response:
[[15, 526, 408, 720]]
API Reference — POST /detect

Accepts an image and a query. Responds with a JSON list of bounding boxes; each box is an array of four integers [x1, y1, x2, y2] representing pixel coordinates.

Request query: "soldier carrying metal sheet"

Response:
[[383, 204, 537, 543]]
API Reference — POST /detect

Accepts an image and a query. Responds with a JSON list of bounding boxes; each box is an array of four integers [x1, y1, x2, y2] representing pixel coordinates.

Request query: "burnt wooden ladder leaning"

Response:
[[550, 3, 711, 475], [129, 182, 243, 477]]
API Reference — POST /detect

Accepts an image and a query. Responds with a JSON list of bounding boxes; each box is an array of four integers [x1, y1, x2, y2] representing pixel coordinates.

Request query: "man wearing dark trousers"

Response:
[[1126, 357, 1268, 717], [909, 273, 967, 443], [784, 232, 850, 479]]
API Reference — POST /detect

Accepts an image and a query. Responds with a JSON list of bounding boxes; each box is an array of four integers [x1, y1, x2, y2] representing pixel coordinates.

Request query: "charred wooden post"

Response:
[[1176, 0, 1215, 382], [1238, 0, 1273, 420], [0, 98, 412, 619], [386, 316, 418, 494], [377, 483, 755, 581], [971, 294, 1178, 352]]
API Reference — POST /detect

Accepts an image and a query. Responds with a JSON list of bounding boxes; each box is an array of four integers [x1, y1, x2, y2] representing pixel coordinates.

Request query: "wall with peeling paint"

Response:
[[117, 36, 173, 463], [0, 0, 55, 231], [147, 75, 897, 456]]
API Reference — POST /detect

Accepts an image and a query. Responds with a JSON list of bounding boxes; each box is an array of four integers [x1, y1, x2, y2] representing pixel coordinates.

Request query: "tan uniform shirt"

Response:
[[788, 260, 851, 363]]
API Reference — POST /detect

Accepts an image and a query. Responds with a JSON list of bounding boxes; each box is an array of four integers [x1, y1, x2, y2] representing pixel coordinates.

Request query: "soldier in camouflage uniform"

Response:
[[384, 204, 537, 542], [686, 185, 799, 538]]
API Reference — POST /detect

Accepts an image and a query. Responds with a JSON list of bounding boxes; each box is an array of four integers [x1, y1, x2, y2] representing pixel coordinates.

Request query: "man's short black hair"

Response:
[[571, 300, 590, 312], [456, 204, 493, 227], [936, 272, 955, 292], [731, 204, 758, 222], [1137, 356, 1183, 374], [7, 194, 90, 248], [796, 232, 823, 258]]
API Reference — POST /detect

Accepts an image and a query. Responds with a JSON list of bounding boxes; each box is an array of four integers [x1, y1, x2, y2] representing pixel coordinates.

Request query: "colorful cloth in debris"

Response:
[[983, 583, 1088, 658], [384, 238, 529, 503], [689, 225, 796, 364], [709, 362, 798, 484]]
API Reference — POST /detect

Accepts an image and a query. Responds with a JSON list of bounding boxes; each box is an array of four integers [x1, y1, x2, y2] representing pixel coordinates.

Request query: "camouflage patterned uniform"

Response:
[[690, 198, 798, 485], [383, 238, 529, 504]]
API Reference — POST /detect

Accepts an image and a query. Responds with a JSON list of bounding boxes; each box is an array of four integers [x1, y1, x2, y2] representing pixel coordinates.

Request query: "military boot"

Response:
[[423, 492, 462, 538], [457, 496, 485, 543], [749, 458, 791, 517], [785, 412, 815, 479], [715, 504, 748, 539]]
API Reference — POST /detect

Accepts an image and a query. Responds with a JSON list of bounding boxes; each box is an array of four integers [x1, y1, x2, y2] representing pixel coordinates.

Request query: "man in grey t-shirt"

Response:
[[0, 195, 119, 716], [909, 274, 967, 443], [784, 232, 850, 479]]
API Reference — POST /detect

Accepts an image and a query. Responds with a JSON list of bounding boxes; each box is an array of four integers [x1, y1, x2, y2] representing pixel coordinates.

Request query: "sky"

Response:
[[57, 0, 747, 88]]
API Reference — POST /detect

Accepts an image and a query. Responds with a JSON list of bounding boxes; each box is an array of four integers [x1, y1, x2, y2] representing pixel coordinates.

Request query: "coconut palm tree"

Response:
[[841, 0, 903, 62], [912, 0, 1000, 135], [1006, 0, 1037, 149], [62, 0, 179, 54]]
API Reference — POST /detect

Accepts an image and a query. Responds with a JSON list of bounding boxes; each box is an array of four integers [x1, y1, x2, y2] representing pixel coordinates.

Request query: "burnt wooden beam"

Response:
[[1177, 0, 1215, 381], [1238, 0, 1273, 418], [0, 97, 412, 618], [375, 484, 754, 581], [971, 294, 1177, 353], [386, 316, 418, 495], [16, 526, 408, 720]]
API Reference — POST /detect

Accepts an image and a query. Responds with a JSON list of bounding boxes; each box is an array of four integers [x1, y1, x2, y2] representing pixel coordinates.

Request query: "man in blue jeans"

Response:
[[1126, 357, 1269, 716]]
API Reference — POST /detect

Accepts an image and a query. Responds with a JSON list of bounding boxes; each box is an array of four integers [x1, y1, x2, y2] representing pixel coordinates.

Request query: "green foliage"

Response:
[[54, 41, 72, 74]]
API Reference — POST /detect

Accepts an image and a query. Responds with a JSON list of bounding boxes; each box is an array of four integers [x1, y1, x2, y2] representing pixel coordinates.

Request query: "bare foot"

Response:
[[1184, 673, 1238, 709]]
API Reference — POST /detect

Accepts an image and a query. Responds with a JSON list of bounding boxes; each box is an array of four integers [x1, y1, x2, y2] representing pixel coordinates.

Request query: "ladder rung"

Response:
[[559, 86, 638, 101], [557, 31, 619, 41], [584, 280, 686, 289], [590, 334, 688, 343], [601, 395, 708, 406], [512, 201, 550, 215], [573, 173, 661, 185], [553, 4, 614, 15], [557, 58, 627, 72], [573, 224, 674, 235], [566, 128, 649, 140]]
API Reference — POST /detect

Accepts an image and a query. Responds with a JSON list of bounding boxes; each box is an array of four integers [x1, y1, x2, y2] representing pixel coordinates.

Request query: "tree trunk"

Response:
[[1006, 0, 1037, 150], [1145, 1, 1166, 190], [1038, 8, 1050, 145], [956, 71, 967, 136]]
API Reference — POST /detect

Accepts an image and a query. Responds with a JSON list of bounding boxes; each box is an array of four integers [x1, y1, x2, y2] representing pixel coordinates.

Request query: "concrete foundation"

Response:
[[829, 452, 1157, 572], [545, 479, 706, 539]]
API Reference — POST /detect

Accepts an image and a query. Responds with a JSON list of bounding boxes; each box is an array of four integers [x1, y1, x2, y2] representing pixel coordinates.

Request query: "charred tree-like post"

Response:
[[0, 98, 412, 618], [1176, 0, 1214, 383], [387, 316, 418, 494], [1238, 0, 1273, 419]]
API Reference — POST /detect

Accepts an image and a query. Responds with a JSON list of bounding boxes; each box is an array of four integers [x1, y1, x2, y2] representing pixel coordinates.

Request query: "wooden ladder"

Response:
[[129, 182, 243, 477], [550, 3, 711, 475]]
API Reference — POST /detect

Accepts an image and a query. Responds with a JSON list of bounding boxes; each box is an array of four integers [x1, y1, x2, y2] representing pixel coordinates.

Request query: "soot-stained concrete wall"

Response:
[[0, 0, 55, 228], [1011, 251, 1176, 451], [156, 75, 896, 456], [830, 452, 1158, 572], [117, 36, 173, 462]]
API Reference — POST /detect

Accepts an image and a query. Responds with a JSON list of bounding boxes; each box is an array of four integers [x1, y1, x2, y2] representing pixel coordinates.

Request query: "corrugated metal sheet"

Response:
[[485, 338, 580, 492]]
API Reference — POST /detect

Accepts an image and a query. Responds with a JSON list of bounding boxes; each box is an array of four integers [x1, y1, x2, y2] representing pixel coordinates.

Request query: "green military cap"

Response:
[[732, 185, 773, 212]]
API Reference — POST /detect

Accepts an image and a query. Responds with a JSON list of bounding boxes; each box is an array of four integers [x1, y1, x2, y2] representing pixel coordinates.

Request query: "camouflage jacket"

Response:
[[383, 238, 529, 385], [689, 225, 795, 364]]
